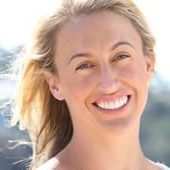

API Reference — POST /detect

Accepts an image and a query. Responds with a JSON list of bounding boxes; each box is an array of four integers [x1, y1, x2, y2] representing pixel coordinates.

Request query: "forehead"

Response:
[[55, 11, 142, 56]]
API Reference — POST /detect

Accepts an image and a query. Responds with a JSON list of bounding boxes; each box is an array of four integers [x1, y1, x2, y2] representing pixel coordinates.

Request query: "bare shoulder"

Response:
[[148, 160, 170, 170], [155, 162, 170, 170], [37, 157, 62, 170]]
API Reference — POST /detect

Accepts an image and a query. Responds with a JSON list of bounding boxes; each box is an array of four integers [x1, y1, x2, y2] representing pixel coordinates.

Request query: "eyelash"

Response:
[[75, 54, 130, 71], [75, 62, 94, 70], [112, 54, 130, 62]]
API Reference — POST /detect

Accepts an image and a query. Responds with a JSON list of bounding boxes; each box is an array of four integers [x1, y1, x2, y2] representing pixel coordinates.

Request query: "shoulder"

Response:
[[155, 162, 170, 170], [37, 157, 60, 170], [147, 159, 170, 170]]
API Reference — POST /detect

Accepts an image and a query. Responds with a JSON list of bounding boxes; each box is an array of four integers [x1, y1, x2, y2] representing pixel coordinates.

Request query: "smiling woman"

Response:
[[11, 0, 169, 170]]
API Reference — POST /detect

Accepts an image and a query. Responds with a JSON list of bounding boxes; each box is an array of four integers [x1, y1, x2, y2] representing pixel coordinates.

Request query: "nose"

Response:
[[98, 65, 120, 94]]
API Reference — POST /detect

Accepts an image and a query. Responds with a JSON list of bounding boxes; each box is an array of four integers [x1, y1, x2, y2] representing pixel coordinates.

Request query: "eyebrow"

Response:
[[111, 41, 134, 51], [67, 41, 134, 65]]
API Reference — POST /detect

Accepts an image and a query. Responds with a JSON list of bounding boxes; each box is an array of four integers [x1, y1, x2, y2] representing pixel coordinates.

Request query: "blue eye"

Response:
[[76, 63, 94, 70], [112, 54, 130, 62]]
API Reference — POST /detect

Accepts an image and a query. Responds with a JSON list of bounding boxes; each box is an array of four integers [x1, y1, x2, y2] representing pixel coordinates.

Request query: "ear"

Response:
[[145, 54, 155, 84], [44, 71, 65, 101]]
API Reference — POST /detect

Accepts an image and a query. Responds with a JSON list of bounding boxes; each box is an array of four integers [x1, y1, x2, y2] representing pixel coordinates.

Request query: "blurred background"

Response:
[[0, 0, 170, 169]]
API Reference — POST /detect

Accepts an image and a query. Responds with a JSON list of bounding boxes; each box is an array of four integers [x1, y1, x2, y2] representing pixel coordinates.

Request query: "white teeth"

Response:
[[96, 96, 128, 110]]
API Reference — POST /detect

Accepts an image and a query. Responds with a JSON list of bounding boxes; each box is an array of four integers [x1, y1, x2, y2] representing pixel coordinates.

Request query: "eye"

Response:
[[75, 62, 94, 70], [112, 54, 130, 62]]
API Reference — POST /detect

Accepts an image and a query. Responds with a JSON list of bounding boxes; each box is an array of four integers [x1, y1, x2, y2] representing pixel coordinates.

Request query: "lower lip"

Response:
[[92, 96, 131, 115]]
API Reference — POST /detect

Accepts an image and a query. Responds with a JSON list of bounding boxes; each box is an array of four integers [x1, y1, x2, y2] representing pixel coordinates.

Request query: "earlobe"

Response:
[[51, 87, 65, 101], [44, 71, 65, 101], [146, 54, 155, 73], [145, 54, 154, 86]]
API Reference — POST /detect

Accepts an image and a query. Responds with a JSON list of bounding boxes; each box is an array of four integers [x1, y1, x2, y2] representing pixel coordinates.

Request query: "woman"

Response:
[[12, 0, 170, 169]]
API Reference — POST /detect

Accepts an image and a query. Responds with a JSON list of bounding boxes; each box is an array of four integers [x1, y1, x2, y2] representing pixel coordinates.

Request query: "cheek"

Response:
[[61, 74, 98, 121], [62, 73, 97, 101], [119, 60, 148, 88], [120, 62, 149, 111]]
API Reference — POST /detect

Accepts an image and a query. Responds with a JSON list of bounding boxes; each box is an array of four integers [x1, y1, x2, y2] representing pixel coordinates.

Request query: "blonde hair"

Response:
[[12, 0, 155, 169]]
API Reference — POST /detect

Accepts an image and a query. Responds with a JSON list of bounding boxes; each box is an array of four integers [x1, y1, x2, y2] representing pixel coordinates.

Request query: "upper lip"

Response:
[[91, 91, 131, 105]]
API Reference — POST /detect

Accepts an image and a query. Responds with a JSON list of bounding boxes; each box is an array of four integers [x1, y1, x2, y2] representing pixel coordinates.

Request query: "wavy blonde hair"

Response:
[[12, 0, 155, 169]]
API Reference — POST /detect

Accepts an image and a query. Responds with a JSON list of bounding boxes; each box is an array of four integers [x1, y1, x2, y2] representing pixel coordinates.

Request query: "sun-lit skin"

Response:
[[52, 11, 153, 132], [45, 11, 156, 170]]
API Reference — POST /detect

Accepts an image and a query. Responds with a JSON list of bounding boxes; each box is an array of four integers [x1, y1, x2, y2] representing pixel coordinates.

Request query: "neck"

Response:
[[57, 122, 147, 170]]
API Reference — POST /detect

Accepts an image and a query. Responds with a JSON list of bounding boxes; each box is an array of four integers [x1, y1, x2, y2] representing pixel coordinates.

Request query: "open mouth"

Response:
[[92, 95, 131, 110]]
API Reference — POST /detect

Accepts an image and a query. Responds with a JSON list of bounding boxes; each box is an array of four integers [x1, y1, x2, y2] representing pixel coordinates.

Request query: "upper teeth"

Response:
[[96, 96, 128, 110]]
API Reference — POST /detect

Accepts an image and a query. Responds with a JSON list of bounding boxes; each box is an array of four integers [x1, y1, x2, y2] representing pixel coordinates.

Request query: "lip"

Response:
[[91, 95, 131, 115]]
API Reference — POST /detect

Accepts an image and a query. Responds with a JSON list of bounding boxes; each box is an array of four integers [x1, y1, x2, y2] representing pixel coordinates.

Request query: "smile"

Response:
[[93, 95, 130, 110]]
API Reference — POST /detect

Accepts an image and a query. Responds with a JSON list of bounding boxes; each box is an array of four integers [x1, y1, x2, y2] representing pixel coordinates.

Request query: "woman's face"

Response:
[[51, 11, 153, 132]]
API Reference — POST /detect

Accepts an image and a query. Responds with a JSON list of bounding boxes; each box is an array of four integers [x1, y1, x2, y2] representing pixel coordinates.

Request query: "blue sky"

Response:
[[0, 0, 169, 82]]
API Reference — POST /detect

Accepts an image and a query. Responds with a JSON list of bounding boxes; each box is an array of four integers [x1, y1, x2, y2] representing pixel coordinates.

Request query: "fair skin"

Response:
[[43, 11, 161, 170]]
